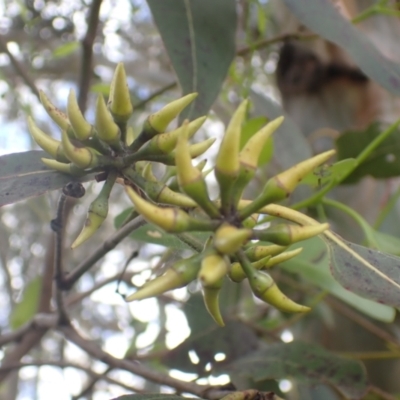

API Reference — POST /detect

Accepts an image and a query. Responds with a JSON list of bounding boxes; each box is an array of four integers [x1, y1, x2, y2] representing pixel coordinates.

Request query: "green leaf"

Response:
[[336, 123, 400, 183], [250, 90, 312, 169], [114, 207, 135, 229], [10, 277, 42, 329], [52, 41, 79, 58], [282, 0, 400, 97], [240, 116, 273, 166], [301, 159, 358, 188], [222, 341, 367, 399], [111, 395, 199, 400], [147, 0, 237, 121], [0, 151, 95, 206], [324, 232, 400, 308], [373, 231, 400, 256], [281, 237, 395, 322]]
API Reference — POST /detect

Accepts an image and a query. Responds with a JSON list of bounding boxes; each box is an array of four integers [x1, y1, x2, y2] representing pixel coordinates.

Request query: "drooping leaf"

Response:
[[10, 277, 42, 329], [221, 341, 367, 399], [324, 232, 400, 308], [301, 159, 358, 188], [147, 0, 237, 121], [282, 0, 400, 96], [240, 116, 273, 166], [281, 237, 395, 322], [163, 294, 259, 374], [0, 151, 95, 207], [336, 123, 400, 183], [250, 90, 312, 169]]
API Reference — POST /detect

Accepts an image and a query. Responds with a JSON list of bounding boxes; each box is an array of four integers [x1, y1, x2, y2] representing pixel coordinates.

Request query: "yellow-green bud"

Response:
[[71, 171, 116, 248], [213, 224, 252, 254], [39, 90, 70, 131], [260, 247, 303, 269], [245, 244, 287, 261], [126, 254, 202, 301], [28, 117, 69, 163], [61, 129, 100, 169], [95, 94, 122, 149], [202, 283, 225, 327], [41, 158, 85, 176], [125, 186, 214, 232], [253, 223, 329, 245], [198, 253, 229, 287], [175, 122, 220, 218], [215, 100, 248, 212], [67, 90, 93, 140], [108, 62, 133, 122]]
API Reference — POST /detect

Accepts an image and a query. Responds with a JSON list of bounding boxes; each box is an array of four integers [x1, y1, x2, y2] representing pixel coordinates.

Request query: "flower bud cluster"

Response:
[[28, 63, 335, 326]]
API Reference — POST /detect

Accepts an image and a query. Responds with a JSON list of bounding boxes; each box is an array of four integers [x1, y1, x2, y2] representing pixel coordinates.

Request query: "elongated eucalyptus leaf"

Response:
[[324, 232, 400, 307], [281, 237, 395, 322], [147, 0, 237, 121], [222, 341, 367, 399], [282, 0, 400, 96], [0, 151, 95, 207]]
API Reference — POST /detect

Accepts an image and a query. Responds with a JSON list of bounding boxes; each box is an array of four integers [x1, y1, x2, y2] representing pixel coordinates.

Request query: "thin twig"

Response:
[[61, 216, 145, 290], [368, 385, 398, 400], [59, 324, 231, 400], [326, 297, 400, 349], [78, 0, 103, 113], [0, 35, 40, 99], [0, 361, 144, 394], [133, 81, 178, 109], [51, 183, 85, 324], [236, 31, 316, 57]]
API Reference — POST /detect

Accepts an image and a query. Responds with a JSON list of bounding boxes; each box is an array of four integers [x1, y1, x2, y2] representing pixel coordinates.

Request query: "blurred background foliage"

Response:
[[2, 0, 400, 399]]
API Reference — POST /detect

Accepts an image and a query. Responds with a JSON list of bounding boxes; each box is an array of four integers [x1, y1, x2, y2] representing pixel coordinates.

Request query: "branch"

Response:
[[133, 82, 177, 110], [0, 360, 144, 394], [0, 35, 40, 99], [78, 0, 103, 113], [60, 216, 146, 290], [60, 324, 231, 400], [236, 32, 315, 57]]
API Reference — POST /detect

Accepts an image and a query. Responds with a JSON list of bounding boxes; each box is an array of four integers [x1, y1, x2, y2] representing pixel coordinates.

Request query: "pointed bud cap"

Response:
[[251, 271, 310, 313], [39, 90, 70, 131], [213, 224, 252, 254], [254, 223, 329, 245], [108, 62, 133, 122], [202, 285, 225, 326], [262, 247, 303, 269], [28, 117, 68, 161], [61, 130, 99, 169], [245, 244, 287, 261], [198, 253, 229, 287], [41, 158, 85, 176], [95, 94, 121, 146], [126, 186, 207, 232], [67, 90, 93, 140], [148, 93, 198, 133], [239, 116, 283, 170]]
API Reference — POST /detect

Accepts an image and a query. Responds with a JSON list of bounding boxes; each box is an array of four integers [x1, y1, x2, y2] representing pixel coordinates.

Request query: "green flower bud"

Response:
[[213, 224, 252, 254], [125, 186, 215, 232], [28, 117, 69, 163], [253, 223, 329, 245], [67, 90, 93, 141], [202, 282, 225, 327], [61, 129, 100, 169], [95, 94, 122, 150], [39, 90, 70, 131], [41, 158, 85, 176], [130, 92, 198, 151], [215, 100, 248, 212], [108, 62, 133, 122], [198, 253, 229, 287], [71, 171, 117, 248], [126, 253, 202, 301], [245, 244, 287, 261], [175, 122, 220, 218]]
